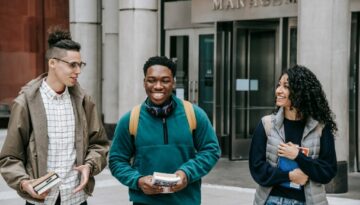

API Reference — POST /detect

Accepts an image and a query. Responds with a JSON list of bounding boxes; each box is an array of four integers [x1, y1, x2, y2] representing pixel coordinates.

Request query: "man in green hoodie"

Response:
[[109, 56, 221, 205]]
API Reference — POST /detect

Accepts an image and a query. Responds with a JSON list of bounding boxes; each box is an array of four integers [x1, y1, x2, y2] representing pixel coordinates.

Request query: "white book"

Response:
[[31, 172, 61, 195], [151, 172, 181, 194], [151, 172, 180, 187]]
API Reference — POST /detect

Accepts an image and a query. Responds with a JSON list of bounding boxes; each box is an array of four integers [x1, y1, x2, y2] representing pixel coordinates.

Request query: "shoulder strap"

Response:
[[129, 101, 196, 137], [261, 115, 272, 137], [129, 104, 141, 137], [183, 100, 196, 133]]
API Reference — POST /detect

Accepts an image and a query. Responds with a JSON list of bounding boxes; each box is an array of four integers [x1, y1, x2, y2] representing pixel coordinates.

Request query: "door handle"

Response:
[[193, 81, 197, 104], [189, 81, 193, 102], [188, 81, 197, 104]]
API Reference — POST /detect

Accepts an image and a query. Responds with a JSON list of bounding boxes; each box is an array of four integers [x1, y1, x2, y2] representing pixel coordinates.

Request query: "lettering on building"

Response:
[[213, 0, 297, 10]]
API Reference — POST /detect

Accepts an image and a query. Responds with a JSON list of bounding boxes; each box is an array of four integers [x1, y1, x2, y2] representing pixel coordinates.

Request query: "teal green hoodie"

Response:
[[109, 96, 221, 205]]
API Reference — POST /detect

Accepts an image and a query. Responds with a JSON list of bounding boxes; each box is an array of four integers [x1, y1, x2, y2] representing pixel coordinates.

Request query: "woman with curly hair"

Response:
[[249, 65, 337, 205]]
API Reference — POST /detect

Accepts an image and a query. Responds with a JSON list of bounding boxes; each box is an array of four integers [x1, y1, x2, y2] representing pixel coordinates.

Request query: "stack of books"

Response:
[[31, 172, 61, 194], [151, 172, 181, 193]]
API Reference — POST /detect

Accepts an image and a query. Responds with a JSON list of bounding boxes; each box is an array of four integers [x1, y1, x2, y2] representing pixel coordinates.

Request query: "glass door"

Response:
[[199, 34, 215, 122], [230, 21, 281, 160], [349, 12, 360, 172], [170, 36, 189, 100], [165, 28, 215, 119]]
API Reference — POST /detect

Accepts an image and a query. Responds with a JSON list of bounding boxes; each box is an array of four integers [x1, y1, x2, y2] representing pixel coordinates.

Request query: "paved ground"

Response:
[[0, 129, 359, 205]]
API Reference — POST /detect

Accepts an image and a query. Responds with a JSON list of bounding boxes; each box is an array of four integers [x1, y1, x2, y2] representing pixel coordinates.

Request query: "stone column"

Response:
[[69, 0, 102, 112], [118, 0, 158, 116], [297, 0, 351, 192], [103, 0, 119, 125]]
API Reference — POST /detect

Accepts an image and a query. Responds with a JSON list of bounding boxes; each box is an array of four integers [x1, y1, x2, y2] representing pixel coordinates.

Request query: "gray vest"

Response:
[[253, 108, 328, 205]]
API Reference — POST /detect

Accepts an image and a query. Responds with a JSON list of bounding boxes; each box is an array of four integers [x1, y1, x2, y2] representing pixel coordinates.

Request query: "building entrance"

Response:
[[215, 20, 285, 160], [232, 21, 281, 160]]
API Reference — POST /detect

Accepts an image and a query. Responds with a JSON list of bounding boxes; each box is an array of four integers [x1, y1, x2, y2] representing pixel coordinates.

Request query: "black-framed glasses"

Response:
[[52, 57, 86, 70]]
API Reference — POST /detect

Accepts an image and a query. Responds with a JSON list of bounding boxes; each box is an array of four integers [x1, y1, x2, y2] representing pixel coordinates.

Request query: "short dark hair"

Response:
[[143, 56, 176, 77], [45, 27, 81, 59]]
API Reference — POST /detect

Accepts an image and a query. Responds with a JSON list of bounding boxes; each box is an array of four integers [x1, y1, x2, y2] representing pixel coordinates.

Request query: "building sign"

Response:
[[192, 0, 298, 23], [212, 0, 297, 10]]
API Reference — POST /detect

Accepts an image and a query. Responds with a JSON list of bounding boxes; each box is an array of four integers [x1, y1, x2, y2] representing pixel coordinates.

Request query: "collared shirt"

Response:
[[29, 80, 86, 205]]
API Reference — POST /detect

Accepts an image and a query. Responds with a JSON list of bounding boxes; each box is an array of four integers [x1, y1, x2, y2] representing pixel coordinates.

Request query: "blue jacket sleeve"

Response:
[[249, 121, 290, 187], [109, 112, 143, 190], [178, 105, 221, 183], [295, 124, 337, 183]]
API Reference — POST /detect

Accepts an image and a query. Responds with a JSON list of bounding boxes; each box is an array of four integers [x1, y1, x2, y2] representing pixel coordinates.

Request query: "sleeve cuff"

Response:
[[85, 162, 94, 176]]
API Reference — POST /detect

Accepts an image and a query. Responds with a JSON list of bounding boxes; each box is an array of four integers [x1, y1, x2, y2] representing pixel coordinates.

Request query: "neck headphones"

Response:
[[145, 98, 176, 118]]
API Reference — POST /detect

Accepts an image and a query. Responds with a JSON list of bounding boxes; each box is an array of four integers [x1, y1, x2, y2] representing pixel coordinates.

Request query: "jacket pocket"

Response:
[[136, 144, 195, 175]]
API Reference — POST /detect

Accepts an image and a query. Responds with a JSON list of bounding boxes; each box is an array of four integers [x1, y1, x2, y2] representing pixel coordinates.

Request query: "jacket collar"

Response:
[[21, 73, 85, 100], [273, 107, 319, 140]]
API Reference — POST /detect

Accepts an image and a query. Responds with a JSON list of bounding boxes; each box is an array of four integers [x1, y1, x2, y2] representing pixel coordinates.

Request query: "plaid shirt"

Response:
[[28, 80, 86, 205]]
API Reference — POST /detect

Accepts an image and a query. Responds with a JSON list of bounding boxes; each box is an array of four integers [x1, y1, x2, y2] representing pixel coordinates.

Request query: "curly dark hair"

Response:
[[45, 26, 81, 59], [143, 56, 176, 77], [278, 65, 337, 134]]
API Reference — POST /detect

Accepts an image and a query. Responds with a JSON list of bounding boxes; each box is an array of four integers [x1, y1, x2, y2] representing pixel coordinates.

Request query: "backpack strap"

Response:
[[183, 100, 196, 133], [261, 115, 272, 137], [129, 100, 196, 138], [129, 104, 141, 137]]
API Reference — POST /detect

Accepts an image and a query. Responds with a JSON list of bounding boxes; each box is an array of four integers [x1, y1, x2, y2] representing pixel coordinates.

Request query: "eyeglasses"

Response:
[[52, 57, 86, 70]]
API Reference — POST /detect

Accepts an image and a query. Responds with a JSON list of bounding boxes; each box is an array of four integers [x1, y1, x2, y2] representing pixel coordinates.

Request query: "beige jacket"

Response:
[[0, 73, 109, 202]]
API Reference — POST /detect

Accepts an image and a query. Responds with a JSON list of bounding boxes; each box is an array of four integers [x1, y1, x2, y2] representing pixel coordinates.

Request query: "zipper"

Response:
[[162, 118, 168, 144]]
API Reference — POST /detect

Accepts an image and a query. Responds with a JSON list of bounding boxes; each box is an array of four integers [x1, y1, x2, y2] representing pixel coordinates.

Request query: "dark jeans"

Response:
[[26, 195, 88, 205], [265, 195, 305, 205]]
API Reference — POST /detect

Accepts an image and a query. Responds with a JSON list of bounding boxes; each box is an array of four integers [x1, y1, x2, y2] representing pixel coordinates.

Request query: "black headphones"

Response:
[[145, 99, 176, 118]]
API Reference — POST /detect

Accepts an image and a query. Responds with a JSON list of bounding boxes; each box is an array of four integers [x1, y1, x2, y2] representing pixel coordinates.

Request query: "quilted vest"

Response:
[[253, 107, 328, 205]]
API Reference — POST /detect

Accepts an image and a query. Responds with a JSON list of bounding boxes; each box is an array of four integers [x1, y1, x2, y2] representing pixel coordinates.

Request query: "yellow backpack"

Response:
[[129, 100, 196, 137]]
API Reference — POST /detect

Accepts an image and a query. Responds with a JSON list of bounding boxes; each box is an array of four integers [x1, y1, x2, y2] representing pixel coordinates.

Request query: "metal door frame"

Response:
[[349, 12, 360, 172], [165, 27, 215, 104], [230, 20, 282, 160]]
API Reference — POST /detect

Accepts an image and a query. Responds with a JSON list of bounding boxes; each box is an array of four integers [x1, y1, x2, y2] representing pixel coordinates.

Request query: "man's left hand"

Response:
[[170, 170, 188, 193], [73, 164, 91, 193]]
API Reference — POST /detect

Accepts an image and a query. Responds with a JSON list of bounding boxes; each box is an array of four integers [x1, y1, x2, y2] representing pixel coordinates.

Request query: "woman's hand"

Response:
[[289, 168, 309, 185], [278, 142, 299, 160]]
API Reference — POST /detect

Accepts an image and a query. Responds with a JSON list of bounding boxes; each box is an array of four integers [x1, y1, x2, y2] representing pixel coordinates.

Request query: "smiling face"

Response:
[[144, 65, 175, 105], [47, 50, 82, 92], [275, 74, 292, 109]]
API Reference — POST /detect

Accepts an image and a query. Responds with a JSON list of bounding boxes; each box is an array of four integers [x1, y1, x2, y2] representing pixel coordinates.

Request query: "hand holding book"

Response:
[[30, 172, 61, 195], [151, 172, 181, 193], [151, 170, 187, 194], [278, 142, 304, 160], [289, 168, 309, 186], [20, 179, 48, 200], [277, 142, 309, 189], [138, 175, 164, 195], [20, 172, 61, 199], [170, 170, 188, 193]]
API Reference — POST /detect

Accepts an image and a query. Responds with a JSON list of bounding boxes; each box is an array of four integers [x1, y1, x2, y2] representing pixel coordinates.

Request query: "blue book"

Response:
[[278, 157, 301, 190]]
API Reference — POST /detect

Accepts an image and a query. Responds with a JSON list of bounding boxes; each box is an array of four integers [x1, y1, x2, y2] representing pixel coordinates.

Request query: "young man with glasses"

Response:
[[0, 28, 109, 205]]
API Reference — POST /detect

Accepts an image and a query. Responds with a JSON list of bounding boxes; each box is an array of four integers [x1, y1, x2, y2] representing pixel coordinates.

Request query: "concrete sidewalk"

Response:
[[1, 168, 359, 205], [203, 158, 360, 200], [1, 129, 359, 204]]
